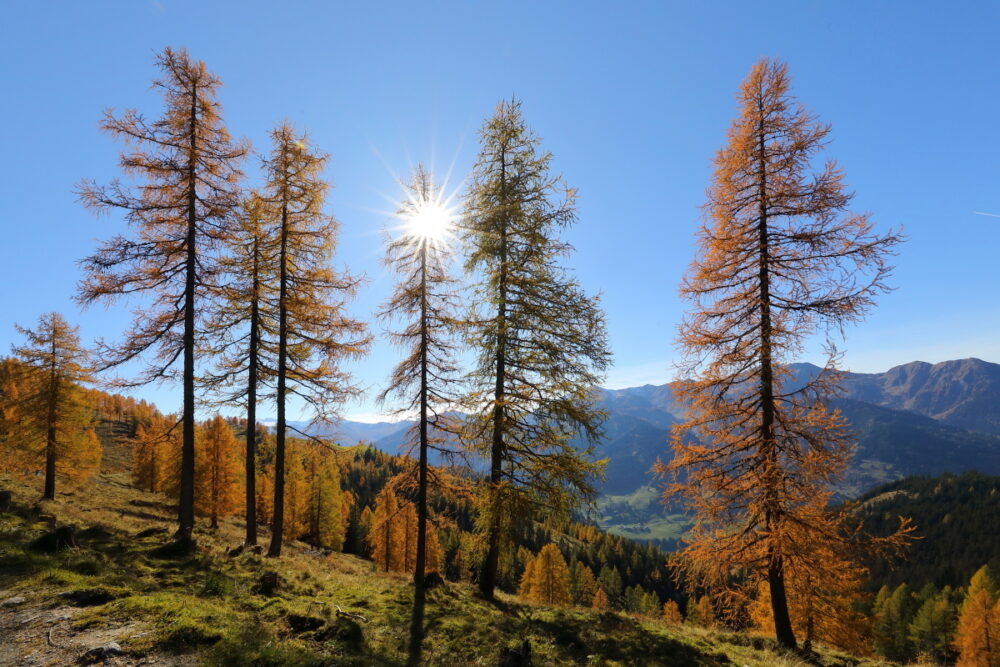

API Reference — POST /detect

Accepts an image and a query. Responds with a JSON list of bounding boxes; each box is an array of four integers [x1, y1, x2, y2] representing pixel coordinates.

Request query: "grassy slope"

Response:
[[0, 473, 889, 666]]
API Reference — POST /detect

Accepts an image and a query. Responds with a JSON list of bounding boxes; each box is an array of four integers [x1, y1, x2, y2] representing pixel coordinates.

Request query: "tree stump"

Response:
[[255, 571, 280, 596]]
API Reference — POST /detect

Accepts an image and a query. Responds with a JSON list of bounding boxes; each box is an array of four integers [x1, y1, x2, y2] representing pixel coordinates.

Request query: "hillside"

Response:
[[855, 472, 1000, 591], [0, 473, 877, 667]]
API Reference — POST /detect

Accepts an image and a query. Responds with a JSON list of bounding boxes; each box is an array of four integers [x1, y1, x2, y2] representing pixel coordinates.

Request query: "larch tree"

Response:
[[592, 587, 610, 611], [368, 486, 405, 572], [376, 164, 461, 664], [0, 358, 25, 474], [524, 543, 572, 606], [205, 192, 277, 546], [259, 122, 369, 557], [10, 313, 96, 499], [461, 98, 611, 600], [955, 566, 999, 666], [195, 415, 243, 528], [303, 446, 346, 550], [78, 47, 247, 543], [131, 413, 177, 493], [663, 600, 683, 625], [660, 58, 905, 648]]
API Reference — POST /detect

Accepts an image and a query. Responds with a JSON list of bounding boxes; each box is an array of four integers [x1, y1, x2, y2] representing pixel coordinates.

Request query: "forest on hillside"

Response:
[[3, 46, 1000, 667]]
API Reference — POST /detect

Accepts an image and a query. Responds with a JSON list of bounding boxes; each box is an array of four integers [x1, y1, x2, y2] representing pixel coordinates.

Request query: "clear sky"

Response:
[[1, 1, 998, 421]]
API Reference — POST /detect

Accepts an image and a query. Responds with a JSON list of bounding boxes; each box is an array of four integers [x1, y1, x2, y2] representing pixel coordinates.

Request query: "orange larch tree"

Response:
[[205, 192, 277, 546], [258, 123, 369, 557], [376, 164, 462, 664], [78, 47, 247, 544], [661, 58, 905, 648], [10, 313, 97, 499], [195, 415, 243, 528], [954, 566, 999, 666], [524, 543, 572, 606]]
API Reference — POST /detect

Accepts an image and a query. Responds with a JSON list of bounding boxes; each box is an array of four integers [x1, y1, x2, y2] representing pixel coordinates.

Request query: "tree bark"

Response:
[[245, 230, 261, 546], [409, 243, 430, 665], [177, 80, 198, 542], [268, 182, 290, 558], [757, 108, 796, 650]]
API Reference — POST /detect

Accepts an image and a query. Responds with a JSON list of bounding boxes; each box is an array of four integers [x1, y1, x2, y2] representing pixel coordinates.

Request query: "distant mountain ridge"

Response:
[[268, 358, 1000, 540]]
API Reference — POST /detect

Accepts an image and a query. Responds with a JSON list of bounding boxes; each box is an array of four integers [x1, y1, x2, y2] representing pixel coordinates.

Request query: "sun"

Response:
[[405, 199, 453, 243]]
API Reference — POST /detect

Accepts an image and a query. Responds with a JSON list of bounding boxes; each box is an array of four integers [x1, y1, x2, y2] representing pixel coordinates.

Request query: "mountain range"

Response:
[[271, 358, 1000, 542]]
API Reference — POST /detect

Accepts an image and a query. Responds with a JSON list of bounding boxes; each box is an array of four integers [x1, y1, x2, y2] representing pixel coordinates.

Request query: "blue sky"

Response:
[[1, 1, 998, 420]]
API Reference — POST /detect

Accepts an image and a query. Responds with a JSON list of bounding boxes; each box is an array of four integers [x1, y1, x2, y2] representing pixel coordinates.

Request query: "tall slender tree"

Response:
[[78, 47, 247, 543], [377, 165, 461, 663], [204, 192, 277, 545], [10, 313, 96, 499], [661, 58, 904, 648], [462, 98, 611, 600], [260, 123, 370, 557]]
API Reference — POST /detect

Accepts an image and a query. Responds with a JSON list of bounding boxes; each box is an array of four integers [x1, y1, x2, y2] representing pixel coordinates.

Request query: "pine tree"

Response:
[[78, 47, 247, 543], [661, 58, 904, 648], [376, 164, 461, 664], [462, 98, 611, 600], [260, 123, 369, 557], [874, 583, 917, 662], [10, 313, 96, 499], [195, 415, 242, 528], [910, 589, 957, 665], [205, 193, 277, 546], [663, 600, 683, 625], [592, 587, 610, 611]]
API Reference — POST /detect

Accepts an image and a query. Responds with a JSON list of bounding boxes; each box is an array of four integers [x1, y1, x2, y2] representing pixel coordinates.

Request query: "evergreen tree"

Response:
[[461, 98, 611, 600], [909, 589, 957, 664], [874, 583, 917, 662], [78, 47, 247, 543], [10, 313, 97, 499], [259, 123, 370, 557], [661, 58, 904, 648]]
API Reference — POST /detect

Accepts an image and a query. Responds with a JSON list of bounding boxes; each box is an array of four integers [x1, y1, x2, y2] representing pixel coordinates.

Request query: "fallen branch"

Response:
[[335, 605, 368, 623], [47, 625, 65, 648]]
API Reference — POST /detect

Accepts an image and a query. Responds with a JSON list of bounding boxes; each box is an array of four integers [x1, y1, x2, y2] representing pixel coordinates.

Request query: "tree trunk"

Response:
[[245, 237, 260, 546], [177, 81, 198, 543], [268, 190, 290, 558], [43, 343, 58, 501], [757, 110, 796, 650], [409, 244, 429, 665]]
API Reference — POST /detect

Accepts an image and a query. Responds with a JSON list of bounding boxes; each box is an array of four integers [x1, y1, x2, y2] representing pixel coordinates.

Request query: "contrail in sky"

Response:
[[973, 211, 1000, 218]]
